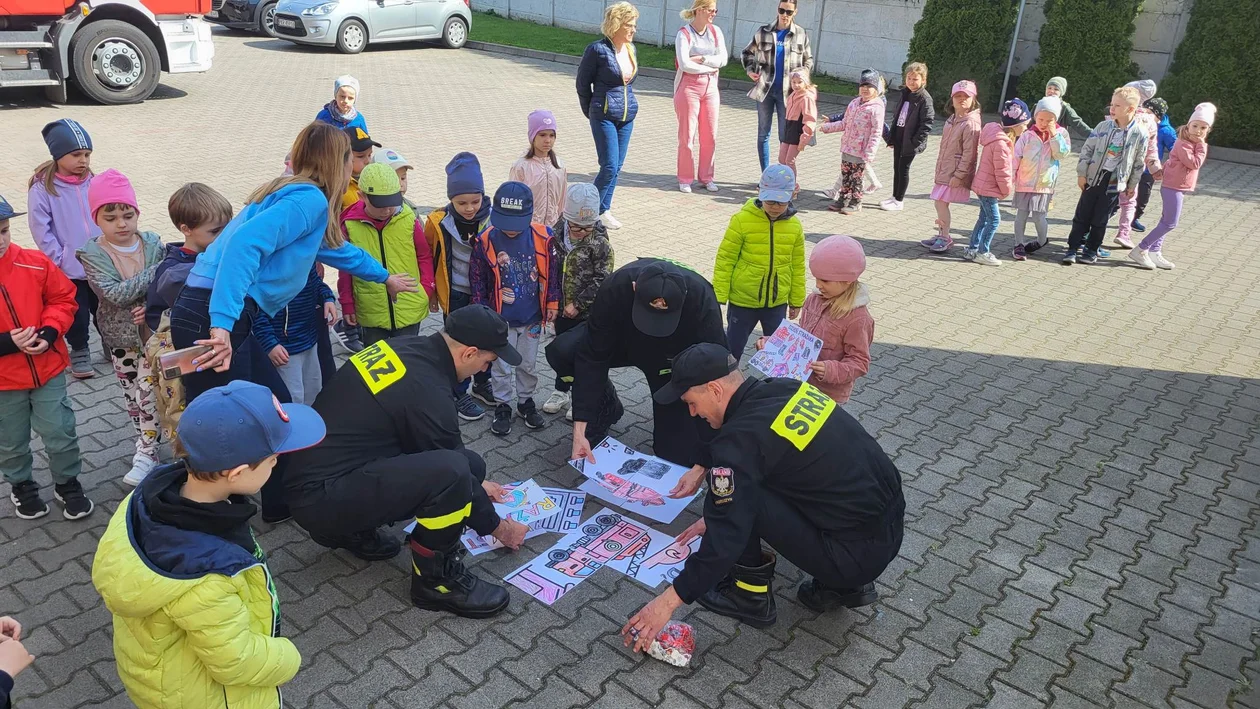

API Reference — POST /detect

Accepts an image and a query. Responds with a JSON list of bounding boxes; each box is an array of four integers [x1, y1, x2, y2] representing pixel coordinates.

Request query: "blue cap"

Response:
[[758, 164, 796, 203], [177, 381, 325, 472], [490, 181, 535, 232], [0, 194, 24, 220]]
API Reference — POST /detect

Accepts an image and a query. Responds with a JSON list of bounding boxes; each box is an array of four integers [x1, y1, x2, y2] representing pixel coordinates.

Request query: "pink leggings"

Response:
[[778, 143, 801, 187], [675, 72, 720, 184]]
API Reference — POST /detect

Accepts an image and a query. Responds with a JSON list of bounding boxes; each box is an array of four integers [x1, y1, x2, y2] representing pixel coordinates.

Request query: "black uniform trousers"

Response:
[[291, 448, 493, 549], [552, 315, 583, 392], [738, 490, 905, 590], [1067, 170, 1116, 253], [546, 322, 713, 467]]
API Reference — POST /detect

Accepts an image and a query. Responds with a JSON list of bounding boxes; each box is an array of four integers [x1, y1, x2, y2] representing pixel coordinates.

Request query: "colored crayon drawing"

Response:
[[750, 321, 823, 382], [546, 514, 652, 578], [593, 471, 666, 507]]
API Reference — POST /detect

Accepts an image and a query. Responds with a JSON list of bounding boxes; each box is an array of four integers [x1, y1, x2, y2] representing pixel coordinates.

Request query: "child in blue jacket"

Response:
[[1131, 97, 1177, 232], [252, 264, 336, 406]]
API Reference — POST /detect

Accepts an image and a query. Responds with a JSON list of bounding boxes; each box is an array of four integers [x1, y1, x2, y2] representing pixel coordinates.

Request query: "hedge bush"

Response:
[[1019, 0, 1142, 127], [1160, 0, 1259, 149], [905, 0, 1020, 111]]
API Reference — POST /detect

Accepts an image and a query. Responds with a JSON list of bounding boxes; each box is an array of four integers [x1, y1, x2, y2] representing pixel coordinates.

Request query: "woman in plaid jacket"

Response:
[[742, 0, 813, 172]]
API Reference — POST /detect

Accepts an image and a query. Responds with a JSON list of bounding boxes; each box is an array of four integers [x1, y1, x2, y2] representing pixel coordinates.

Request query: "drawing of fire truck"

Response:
[[546, 514, 651, 578], [616, 457, 672, 480], [593, 471, 666, 506]]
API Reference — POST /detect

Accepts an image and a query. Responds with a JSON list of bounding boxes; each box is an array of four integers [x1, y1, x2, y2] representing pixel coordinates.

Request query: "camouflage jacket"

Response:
[[554, 221, 614, 318]]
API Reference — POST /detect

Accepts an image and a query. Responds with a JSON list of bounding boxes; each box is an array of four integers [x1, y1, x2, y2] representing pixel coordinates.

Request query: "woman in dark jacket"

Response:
[[880, 62, 934, 211], [577, 2, 640, 231]]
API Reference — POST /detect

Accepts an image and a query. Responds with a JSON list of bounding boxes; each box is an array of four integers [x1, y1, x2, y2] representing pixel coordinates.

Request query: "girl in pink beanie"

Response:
[[509, 109, 567, 228], [758, 234, 874, 403]]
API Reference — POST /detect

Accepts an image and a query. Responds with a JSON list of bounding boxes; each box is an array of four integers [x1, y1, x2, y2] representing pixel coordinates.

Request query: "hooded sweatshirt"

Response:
[[92, 462, 300, 709], [187, 183, 389, 331], [145, 243, 199, 331], [972, 123, 1016, 199], [27, 172, 101, 280]]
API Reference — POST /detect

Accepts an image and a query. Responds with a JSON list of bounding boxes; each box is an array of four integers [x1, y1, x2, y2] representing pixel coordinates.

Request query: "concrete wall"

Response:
[[473, 0, 1194, 87]]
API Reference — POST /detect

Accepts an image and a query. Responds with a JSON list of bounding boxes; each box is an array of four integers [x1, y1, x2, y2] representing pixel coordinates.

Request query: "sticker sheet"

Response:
[[460, 487, 587, 555], [748, 321, 824, 382], [569, 438, 698, 524]]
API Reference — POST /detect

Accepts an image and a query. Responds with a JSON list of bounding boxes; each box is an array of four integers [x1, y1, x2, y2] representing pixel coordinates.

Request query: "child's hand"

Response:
[[949, 177, 964, 189], [1, 616, 23, 641], [747, 71, 761, 82], [755, 337, 767, 351], [788, 307, 800, 320], [21, 339, 49, 356], [323, 302, 338, 325], [808, 361, 826, 376], [385, 273, 420, 302], [1124, 187, 1136, 198], [1153, 169, 1164, 181], [564, 304, 579, 318], [268, 345, 289, 367], [0, 635, 35, 680], [430, 301, 440, 313], [1078, 176, 1088, 191], [130, 305, 145, 325], [9, 327, 37, 351], [546, 307, 558, 324], [345, 313, 357, 327]]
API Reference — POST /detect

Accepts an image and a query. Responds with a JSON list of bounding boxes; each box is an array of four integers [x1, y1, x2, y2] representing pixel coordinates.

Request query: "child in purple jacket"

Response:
[[28, 119, 100, 380]]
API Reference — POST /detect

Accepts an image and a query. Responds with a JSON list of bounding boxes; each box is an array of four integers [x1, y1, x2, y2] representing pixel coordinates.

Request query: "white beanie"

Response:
[[1189, 102, 1217, 127], [563, 183, 601, 227], [1125, 79, 1157, 103], [1035, 96, 1063, 120], [333, 75, 360, 97]]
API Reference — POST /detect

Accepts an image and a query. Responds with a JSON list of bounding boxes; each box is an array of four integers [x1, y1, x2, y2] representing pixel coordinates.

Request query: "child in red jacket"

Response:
[[964, 99, 1030, 266], [0, 194, 92, 521]]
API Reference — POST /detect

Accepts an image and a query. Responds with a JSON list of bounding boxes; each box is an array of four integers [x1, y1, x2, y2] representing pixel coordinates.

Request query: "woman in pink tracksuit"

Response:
[[674, 0, 728, 193]]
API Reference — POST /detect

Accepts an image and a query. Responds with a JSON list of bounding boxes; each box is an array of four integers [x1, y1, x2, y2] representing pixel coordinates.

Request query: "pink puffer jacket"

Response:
[[933, 109, 982, 187], [820, 96, 884, 164], [971, 122, 1015, 199]]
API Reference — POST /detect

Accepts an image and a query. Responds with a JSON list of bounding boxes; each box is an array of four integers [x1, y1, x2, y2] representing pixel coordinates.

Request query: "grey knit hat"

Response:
[[1047, 76, 1068, 95], [859, 69, 882, 89]]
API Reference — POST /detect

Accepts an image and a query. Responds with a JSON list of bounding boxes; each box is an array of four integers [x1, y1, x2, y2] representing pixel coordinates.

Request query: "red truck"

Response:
[[0, 0, 213, 104]]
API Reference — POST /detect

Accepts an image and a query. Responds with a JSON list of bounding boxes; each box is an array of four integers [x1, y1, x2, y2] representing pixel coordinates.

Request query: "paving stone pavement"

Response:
[[1, 31, 1258, 708]]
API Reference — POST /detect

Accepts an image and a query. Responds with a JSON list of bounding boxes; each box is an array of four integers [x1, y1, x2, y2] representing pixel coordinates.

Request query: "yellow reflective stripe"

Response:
[[735, 580, 768, 593], [412, 561, 422, 576], [561, 376, 574, 383], [436, 585, 450, 594], [770, 381, 836, 451], [414, 503, 472, 530]]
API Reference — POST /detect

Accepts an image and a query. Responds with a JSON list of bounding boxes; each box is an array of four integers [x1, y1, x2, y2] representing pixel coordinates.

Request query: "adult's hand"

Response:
[[0, 635, 35, 680], [194, 327, 233, 372], [385, 273, 420, 302], [269, 345, 289, 367], [0, 616, 22, 641], [675, 517, 706, 546], [571, 428, 596, 464], [482, 480, 510, 503], [9, 327, 37, 351], [622, 587, 683, 653], [491, 517, 528, 550], [669, 465, 706, 498]]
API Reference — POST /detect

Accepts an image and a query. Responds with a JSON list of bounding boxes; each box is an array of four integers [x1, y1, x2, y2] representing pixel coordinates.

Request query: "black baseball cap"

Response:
[[653, 343, 738, 404], [343, 126, 381, 153], [444, 304, 522, 366], [633, 262, 690, 337]]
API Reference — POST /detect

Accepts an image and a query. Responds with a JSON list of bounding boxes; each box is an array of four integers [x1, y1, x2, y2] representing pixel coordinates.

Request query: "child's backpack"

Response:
[[144, 311, 186, 441]]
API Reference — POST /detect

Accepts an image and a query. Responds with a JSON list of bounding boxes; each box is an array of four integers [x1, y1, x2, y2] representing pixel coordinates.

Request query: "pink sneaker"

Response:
[[920, 235, 940, 248], [1113, 234, 1134, 249], [928, 235, 954, 253]]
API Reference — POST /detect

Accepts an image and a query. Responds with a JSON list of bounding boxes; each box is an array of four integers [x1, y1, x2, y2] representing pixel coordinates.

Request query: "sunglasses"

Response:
[[567, 223, 595, 235], [778, 7, 795, 15]]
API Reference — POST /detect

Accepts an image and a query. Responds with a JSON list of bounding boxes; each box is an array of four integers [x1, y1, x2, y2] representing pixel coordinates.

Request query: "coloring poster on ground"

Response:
[[461, 488, 587, 555], [504, 508, 700, 605], [748, 321, 823, 382], [569, 437, 699, 524], [403, 479, 562, 537]]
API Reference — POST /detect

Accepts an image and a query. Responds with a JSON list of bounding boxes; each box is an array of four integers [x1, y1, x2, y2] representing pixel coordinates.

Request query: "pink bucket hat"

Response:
[[88, 168, 139, 221], [809, 235, 866, 282], [951, 80, 977, 99], [528, 109, 558, 143]]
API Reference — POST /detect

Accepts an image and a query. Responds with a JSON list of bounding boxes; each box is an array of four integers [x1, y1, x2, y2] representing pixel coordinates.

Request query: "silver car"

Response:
[[272, 0, 469, 53]]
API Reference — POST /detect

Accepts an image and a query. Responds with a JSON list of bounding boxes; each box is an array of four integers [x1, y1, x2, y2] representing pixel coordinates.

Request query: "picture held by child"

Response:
[[0, 194, 93, 521], [28, 118, 100, 380]]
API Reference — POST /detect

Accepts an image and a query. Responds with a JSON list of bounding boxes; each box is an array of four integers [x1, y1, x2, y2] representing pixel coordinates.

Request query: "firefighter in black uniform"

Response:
[[621, 343, 905, 649], [546, 258, 727, 469], [287, 305, 530, 619]]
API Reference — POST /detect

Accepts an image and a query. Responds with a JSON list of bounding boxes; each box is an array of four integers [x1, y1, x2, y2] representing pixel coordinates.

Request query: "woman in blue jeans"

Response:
[[171, 122, 417, 521], [577, 2, 640, 231], [741, 0, 814, 171]]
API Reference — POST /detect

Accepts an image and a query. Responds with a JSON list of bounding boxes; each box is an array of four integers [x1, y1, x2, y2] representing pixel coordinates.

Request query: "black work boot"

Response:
[[310, 528, 401, 561], [796, 579, 878, 612], [696, 552, 777, 627], [410, 539, 510, 619]]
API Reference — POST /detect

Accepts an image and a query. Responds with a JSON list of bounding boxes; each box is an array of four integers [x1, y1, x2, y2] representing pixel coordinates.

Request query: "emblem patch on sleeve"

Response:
[[709, 467, 734, 501]]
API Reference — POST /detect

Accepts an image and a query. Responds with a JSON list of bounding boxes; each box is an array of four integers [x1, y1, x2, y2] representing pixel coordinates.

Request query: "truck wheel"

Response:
[[70, 19, 161, 105], [258, 2, 279, 38], [441, 16, 467, 49], [335, 19, 367, 54]]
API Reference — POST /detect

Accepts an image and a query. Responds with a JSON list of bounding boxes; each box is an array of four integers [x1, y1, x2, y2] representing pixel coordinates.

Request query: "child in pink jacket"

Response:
[[922, 80, 982, 252], [780, 69, 819, 195], [964, 99, 1030, 266], [820, 69, 884, 214], [1129, 102, 1215, 272]]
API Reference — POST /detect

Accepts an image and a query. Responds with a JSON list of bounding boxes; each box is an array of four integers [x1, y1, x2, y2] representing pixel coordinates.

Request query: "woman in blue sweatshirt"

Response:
[[169, 122, 416, 520]]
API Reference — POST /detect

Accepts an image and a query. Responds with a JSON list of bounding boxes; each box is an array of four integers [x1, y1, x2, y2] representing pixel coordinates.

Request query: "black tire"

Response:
[[258, 2, 279, 38], [441, 16, 467, 49], [70, 19, 161, 105], [335, 18, 367, 54]]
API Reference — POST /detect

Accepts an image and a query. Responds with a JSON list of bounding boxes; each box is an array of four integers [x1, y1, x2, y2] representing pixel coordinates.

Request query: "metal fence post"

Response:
[[659, 0, 668, 47], [999, 0, 1029, 110]]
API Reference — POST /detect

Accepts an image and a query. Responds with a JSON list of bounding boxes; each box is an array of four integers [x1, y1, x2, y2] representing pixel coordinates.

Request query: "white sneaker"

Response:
[[678, 183, 692, 194], [1150, 251, 1175, 270], [1127, 248, 1156, 270], [542, 390, 570, 414], [566, 406, 573, 421], [975, 251, 1001, 266], [600, 212, 622, 230], [880, 199, 904, 211], [704, 182, 719, 193], [821, 189, 838, 200], [124, 453, 159, 486]]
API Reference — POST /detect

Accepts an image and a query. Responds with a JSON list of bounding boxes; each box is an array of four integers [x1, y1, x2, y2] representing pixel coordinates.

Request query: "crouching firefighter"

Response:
[[621, 343, 905, 648], [286, 305, 529, 618]]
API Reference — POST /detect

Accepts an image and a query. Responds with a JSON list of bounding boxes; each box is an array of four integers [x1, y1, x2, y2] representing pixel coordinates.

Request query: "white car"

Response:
[[273, 0, 469, 53]]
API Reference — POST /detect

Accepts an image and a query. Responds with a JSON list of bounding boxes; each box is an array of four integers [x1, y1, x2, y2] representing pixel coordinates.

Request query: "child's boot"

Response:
[[409, 538, 509, 618], [518, 399, 545, 430], [9, 480, 49, 520], [70, 348, 95, 379], [491, 403, 513, 436], [797, 579, 878, 612], [53, 479, 94, 520], [471, 379, 495, 407], [696, 551, 777, 627]]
